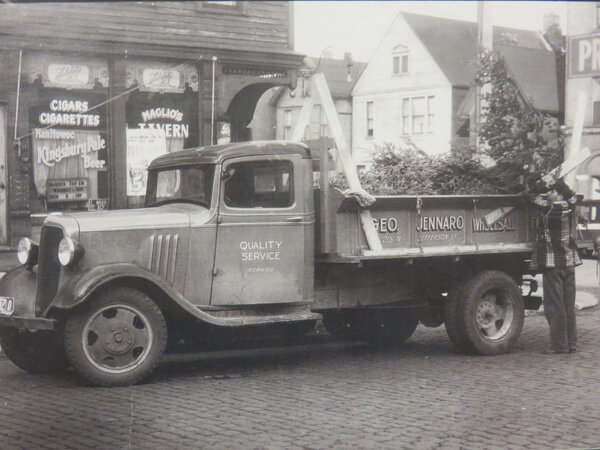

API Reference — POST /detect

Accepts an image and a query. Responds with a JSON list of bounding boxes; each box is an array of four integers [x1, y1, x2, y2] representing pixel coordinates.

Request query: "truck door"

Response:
[[211, 154, 313, 306]]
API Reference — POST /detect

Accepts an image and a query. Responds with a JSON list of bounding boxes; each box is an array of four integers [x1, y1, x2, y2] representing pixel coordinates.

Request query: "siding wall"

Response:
[[0, 2, 292, 54], [351, 13, 453, 163], [275, 84, 353, 147]]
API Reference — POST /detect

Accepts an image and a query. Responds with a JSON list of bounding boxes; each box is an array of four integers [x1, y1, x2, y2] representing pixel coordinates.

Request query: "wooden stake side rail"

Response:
[[360, 243, 534, 259], [316, 192, 535, 261]]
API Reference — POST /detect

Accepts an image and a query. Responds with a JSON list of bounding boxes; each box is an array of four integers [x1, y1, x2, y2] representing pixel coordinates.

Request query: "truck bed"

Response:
[[315, 189, 535, 261]]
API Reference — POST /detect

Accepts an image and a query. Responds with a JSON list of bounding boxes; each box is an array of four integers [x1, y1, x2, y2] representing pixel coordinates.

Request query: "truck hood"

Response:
[[45, 204, 204, 236]]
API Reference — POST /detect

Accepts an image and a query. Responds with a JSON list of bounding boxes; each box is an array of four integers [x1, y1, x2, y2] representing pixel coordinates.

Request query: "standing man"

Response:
[[526, 176, 582, 354]]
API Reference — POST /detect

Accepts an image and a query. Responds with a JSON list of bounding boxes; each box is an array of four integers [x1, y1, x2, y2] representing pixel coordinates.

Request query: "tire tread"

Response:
[[64, 287, 167, 387]]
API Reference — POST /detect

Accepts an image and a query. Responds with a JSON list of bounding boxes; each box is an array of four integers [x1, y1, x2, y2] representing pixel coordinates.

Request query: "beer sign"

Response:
[[569, 32, 600, 77], [47, 178, 88, 203]]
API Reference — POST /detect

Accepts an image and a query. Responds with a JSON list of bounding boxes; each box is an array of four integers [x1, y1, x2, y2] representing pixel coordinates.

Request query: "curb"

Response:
[[526, 294, 599, 316]]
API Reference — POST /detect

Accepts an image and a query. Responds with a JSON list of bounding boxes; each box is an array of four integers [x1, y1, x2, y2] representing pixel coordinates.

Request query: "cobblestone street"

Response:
[[1, 261, 599, 449]]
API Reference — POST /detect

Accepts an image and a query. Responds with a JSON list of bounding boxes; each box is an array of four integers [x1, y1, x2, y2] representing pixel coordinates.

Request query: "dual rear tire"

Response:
[[444, 270, 524, 355]]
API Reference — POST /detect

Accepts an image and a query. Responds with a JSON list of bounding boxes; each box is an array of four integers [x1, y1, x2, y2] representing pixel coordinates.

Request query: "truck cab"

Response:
[[0, 141, 318, 386]]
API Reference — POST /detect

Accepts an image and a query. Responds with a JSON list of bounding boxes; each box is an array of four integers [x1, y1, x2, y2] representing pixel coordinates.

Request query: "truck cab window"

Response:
[[146, 165, 215, 207], [224, 160, 293, 208]]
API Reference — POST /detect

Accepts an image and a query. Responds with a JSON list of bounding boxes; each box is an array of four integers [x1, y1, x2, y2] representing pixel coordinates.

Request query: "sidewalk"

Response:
[[527, 260, 600, 313]]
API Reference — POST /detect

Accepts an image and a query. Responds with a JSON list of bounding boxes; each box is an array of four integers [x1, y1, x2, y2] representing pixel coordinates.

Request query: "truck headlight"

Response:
[[58, 237, 84, 266], [17, 238, 38, 265]]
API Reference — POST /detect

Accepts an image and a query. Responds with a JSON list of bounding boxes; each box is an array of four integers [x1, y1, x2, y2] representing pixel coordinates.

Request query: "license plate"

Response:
[[0, 297, 14, 316]]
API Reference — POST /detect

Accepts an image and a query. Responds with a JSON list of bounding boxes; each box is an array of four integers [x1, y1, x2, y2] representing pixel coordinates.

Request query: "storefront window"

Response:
[[126, 90, 199, 208], [30, 91, 109, 212]]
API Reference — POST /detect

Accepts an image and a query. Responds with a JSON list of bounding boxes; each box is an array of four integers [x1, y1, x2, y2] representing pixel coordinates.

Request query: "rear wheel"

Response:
[[64, 287, 167, 386], [444, 271, 524, 355], [0, 327, 69, 374]]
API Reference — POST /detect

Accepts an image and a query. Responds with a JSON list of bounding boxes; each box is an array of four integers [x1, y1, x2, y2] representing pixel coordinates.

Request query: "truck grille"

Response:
[[36, 226, 63, 314]]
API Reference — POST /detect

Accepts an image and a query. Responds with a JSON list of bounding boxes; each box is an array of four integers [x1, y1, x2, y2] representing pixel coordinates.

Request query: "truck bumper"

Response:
[[0, 266, 55, 330], [0, 315, 56, 330]]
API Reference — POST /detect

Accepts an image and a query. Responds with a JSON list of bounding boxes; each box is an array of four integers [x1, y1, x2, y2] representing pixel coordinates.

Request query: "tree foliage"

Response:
[[475, 49, 563, 177], [345, 49, 563, 196]]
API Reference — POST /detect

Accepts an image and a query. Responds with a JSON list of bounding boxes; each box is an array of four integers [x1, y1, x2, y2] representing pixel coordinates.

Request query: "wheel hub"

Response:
[[476, 301, 496, 327], [104, 325, 135, 355]]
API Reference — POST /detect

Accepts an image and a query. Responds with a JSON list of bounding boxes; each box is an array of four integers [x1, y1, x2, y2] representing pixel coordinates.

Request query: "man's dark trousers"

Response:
[[543, 267, 577, 352]]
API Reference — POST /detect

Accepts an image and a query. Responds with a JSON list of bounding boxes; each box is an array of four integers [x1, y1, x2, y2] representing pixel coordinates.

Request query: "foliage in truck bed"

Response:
[[331, 142, 521, 195], [334, 50, 563, 196], [361, 143, 517, 195]]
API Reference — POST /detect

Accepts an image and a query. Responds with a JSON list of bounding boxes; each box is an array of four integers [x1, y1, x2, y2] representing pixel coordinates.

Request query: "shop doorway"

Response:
[[226, 83, 275, 142], [0, 105, 7, 245]]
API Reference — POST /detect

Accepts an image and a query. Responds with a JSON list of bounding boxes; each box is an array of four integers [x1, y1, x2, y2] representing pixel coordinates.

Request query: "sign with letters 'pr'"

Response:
[[569, 32, 600, 77]]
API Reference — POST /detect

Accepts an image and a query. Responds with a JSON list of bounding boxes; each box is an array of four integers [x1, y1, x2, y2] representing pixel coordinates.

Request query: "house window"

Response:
[[427, 96, 435, 133], [412, 97, 426, 134], [594, 101, 600, 126], [366, 101, 374, 137], [401, 96, 435, 135], [392, 45, 409, 75], [284, 110, 293, 140], [402, 98, 410, 135], [310, 105, 321, 139], [320, 107, 329, 137]]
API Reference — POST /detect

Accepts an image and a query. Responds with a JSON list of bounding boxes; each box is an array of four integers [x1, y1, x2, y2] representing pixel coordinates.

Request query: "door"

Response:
[[211, 154, 311, 306], [0, 105, 7, 245]]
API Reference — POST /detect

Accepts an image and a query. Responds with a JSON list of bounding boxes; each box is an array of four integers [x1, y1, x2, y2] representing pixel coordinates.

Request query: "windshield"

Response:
[[145, 165, 215, 208]]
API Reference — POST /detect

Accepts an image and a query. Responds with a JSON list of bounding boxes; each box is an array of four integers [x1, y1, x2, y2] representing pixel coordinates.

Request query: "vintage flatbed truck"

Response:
[[0, 140, 543, 386]]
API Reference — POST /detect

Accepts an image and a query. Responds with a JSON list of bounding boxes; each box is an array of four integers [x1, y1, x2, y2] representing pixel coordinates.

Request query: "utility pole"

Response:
[[475, 1, 493, 152]]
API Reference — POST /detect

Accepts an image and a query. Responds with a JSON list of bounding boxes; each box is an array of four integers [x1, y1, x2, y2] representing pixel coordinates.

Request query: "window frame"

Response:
[[222, 159, 295, 210], [366, 101, 374, 138], [392, 45, 409, 75], [401, 95, 435, 136], [319, 106, 329, 137], [145, 164, 216, 208]]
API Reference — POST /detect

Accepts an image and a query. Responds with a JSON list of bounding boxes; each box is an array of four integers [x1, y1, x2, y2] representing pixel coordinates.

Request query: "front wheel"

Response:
[[0, 327, 69, 374], [445, 271, 524, 355], [64, 287, 167, 386]]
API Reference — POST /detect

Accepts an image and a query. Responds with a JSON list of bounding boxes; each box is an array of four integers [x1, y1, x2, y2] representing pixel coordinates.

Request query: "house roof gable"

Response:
[[401, 12, 558, 112], [306, 57, 367, 99]]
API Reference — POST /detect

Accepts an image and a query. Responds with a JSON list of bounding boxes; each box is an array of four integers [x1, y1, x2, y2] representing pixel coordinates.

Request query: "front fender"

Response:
[[0, 265, 38, 316], [49, 263, 244, 327]]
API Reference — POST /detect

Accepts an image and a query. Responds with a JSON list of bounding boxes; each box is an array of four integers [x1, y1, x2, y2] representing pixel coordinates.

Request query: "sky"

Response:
[[294, 1, 568, 62]]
